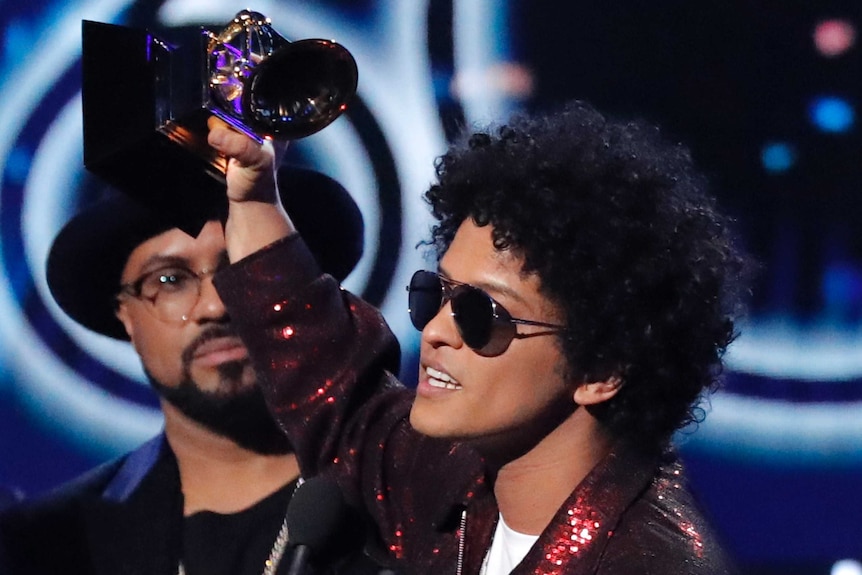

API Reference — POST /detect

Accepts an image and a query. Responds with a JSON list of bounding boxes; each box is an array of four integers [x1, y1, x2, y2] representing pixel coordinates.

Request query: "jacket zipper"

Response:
[[456, 508, 467, 575]]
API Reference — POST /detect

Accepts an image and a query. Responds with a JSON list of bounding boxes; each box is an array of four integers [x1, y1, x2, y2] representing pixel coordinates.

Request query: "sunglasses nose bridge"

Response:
[[439, 284, 462, 330], [413, 289, 468, 353], [409, 271, 516, 357], [439, 278, 458, 306], [408, 271, 457, 332]]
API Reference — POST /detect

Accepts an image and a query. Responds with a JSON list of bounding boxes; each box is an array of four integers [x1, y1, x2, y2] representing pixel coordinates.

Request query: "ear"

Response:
[[115, 301, 135, 341], [573, 376, 622, 406]]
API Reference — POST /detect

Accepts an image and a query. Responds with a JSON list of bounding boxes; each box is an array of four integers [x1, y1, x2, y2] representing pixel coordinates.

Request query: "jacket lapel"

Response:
[[513, 442, 660, 575], [81, 435, 184, 575]]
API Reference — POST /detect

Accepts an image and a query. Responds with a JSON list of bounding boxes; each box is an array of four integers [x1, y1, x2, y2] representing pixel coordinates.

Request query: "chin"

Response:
[[408, 402, 439, 437], [197, 361, 257, 396], [409, 401, 461, 440]]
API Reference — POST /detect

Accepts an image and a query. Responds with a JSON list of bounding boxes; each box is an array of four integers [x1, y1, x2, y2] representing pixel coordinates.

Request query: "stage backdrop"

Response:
[[1, 1, 860, 573]]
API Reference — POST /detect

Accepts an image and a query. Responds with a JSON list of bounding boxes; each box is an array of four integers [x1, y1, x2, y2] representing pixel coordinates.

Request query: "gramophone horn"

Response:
[[242, 39, 358, 139], [207, 9, 358, 141]]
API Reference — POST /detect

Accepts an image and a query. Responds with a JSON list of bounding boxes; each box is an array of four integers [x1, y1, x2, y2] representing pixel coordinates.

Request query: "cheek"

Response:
[[493, 347, 571, 414], [129, 318, 185, 384]]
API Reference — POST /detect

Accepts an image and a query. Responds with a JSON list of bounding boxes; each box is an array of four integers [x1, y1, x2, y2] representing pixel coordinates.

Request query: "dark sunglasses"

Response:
[[407, 270, 567, 356]]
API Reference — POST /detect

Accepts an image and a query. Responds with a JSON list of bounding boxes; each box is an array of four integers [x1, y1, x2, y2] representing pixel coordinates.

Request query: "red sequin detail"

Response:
[[299, 379, 336, 406], [679, 521, 705, 558], [389, 525, 405, 559], [533, 505, 601, 575]]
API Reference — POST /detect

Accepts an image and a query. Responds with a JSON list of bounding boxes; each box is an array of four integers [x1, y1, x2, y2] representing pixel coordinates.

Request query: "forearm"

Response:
[[214, 235, 401, 473], [223, 199, 295, 262], [206, 116, 295, 261]]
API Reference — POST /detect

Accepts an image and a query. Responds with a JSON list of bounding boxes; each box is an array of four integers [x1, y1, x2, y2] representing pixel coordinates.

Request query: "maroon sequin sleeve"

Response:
[[215, 234, 401, 471], [214, 235, 482, 568]]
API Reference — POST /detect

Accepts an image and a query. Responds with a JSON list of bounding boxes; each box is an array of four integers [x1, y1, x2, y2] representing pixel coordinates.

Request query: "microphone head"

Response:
[[287, 476, 350, 551]]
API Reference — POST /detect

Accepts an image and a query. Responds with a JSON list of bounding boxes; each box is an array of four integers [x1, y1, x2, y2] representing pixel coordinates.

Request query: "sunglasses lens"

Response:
[[450, 287, 495, 350], [409, 271, 517, 356], [408, 271, 443, 330]]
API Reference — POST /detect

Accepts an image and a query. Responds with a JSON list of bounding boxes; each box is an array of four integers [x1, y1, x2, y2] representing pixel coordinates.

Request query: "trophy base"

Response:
[[82, 20, 228, 234]]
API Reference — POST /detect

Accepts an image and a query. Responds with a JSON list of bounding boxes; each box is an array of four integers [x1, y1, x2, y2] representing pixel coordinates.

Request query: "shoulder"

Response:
[[0, 458, 125, 575], [598, 457, 737, 575], [0, 434, 170, 526], [0, 456, 125, 539]]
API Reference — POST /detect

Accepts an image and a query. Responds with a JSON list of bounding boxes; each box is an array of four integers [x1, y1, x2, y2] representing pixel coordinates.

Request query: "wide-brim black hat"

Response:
[[47, 166, 363, 340]]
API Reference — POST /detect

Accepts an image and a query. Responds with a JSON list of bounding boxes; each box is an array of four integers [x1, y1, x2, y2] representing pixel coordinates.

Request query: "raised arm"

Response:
[[207, 118, 401, 472], [209, 123, 484, 568], [206, 117, 294, 261]]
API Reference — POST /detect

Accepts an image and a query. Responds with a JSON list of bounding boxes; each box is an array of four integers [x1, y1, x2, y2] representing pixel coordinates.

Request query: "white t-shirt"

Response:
[[481, 513, 540, 575]]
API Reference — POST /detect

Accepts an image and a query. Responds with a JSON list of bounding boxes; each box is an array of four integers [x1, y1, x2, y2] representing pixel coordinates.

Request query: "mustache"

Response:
[[181, 324, 247, 367]]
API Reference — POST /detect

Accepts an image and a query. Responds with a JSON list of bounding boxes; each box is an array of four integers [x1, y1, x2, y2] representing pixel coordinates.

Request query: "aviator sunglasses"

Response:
[[407, 270, 567, 356]]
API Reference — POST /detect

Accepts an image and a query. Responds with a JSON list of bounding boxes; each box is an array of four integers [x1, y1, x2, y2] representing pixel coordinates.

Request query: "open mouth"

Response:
[[426, 366, 462, 390]]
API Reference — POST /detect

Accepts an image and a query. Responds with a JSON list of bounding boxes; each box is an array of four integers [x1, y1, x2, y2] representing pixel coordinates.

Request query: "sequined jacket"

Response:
[[215, 234, 737, 575]]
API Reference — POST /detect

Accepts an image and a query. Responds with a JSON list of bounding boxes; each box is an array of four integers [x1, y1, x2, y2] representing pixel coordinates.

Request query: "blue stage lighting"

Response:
[[809, 96, 855, 133], [761, 141, 796, 172]]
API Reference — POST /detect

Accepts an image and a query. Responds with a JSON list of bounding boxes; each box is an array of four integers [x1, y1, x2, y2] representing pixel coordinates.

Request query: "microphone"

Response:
[[285, 476, 351, 575]]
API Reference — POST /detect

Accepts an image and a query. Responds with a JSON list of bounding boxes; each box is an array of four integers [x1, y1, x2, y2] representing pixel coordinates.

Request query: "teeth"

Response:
[[426, 366, 461, 390]]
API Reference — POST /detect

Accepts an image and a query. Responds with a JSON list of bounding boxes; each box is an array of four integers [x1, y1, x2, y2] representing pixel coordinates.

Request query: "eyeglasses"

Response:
[[407, 270, 567, 356], [117, 265, 219, 323]]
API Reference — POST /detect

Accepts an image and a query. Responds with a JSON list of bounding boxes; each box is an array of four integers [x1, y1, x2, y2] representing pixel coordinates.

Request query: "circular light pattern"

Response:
[[814, 19, 856, 57], [761, 141, 796, 173], [725, 317, 862, 382], [4, 0, 862, 476], [833, 559, 862, 575], [809, 96, 855, 133]]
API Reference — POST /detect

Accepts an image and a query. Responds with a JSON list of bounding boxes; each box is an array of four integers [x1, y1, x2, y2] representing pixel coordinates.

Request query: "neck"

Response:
[[491, 408, 614, 535], [162, 401, 300, 516]]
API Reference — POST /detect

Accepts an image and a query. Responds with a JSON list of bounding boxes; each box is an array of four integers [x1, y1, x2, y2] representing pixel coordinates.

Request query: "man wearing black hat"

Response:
[[0, 166, 371, 575]]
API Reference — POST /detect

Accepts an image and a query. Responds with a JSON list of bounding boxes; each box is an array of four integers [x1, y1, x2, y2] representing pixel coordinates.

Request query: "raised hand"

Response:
[[206, 116, 296, 261]]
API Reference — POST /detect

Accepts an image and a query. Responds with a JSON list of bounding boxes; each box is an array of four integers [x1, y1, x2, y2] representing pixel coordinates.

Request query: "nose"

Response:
[[187, 274, 228, 323], [420, 299, 463, 350]]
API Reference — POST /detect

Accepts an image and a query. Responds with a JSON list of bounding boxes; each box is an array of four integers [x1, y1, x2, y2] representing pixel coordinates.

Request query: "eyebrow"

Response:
[[132, 255, 192, 276], [127, 250, 230, 279], [438, 265, 531, 308]]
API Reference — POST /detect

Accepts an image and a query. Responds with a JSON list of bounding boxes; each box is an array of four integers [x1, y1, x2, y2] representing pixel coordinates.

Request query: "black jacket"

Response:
[[0, 435, 183, 575]]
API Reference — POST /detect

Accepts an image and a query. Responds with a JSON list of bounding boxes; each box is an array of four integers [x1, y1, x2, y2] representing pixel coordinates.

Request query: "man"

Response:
[[0, 166, 371, 575], [208, 102, 744, 574]]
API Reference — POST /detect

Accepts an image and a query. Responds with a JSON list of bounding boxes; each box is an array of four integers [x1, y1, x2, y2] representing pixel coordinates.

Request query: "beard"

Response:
[[147, 326, 292, 455]]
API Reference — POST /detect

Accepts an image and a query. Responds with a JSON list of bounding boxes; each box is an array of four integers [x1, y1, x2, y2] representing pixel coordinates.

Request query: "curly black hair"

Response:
[[424, 101, 747, 447]]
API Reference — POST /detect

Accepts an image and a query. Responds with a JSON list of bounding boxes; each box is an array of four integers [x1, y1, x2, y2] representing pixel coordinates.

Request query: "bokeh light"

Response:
[[760, 141, 796, 173], [832, 559, 862, 575], [814, 19, 856, 57], [450, 61, 535, 101], [809, 96, 855, 133]]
